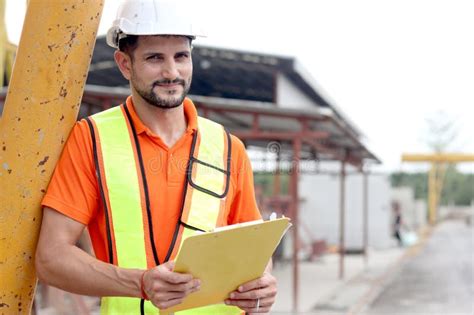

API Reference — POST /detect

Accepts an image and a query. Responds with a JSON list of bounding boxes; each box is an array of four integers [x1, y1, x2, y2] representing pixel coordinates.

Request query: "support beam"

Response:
[[304, 138, 362, 166], [233, 130, 329, 141], [197, 102, 330, 122], [339, 158, 346, 279], [428, 164, 437, 225], [402, 153, 474, 163], [362, 167, 369, 267], [273, 149, 281, 197], [0, 1, 103, 313], [252, 113, 259, 132], [291, 138, 301, 312]]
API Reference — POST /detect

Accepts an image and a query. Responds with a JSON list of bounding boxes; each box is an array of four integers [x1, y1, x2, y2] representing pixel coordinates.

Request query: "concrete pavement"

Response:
[[271, 246, 406, 315], [270, 224, 438, 315], [363, 220, 473, 315], [272, 220, 473, 315]]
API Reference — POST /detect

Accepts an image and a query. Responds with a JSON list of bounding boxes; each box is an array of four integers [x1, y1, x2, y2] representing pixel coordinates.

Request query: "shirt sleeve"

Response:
[[41, 120, 99, 225], [227, 135, 262, 224]]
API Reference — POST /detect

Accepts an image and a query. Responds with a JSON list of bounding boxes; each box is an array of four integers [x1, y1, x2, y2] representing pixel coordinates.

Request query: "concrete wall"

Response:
[[293, 162, 393, 253]]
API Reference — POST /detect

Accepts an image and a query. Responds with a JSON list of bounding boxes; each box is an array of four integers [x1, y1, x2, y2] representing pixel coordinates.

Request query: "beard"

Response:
[[132, 77, 192, 109]]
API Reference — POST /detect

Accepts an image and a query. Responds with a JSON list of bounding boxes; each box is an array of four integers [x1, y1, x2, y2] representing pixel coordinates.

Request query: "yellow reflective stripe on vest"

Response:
[[185, 117, 226, 232], [101, 297, 153, 315], [92, 107, 157, 315], [91, 106, 147, 269]]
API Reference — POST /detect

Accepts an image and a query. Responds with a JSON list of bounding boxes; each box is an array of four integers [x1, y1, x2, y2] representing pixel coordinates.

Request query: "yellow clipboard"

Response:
[[165, 217, 291, 313]]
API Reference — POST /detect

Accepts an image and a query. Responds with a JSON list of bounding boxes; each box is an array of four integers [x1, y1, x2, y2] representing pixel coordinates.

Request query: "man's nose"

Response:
[[162, 59, 179, 80]]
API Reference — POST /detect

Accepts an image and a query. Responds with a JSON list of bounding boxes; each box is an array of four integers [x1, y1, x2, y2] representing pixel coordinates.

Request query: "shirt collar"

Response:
[[125, 96, 199, 135]]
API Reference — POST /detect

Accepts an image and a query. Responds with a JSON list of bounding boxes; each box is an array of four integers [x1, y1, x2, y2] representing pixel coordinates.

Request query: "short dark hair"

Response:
[[118, 35, 140, 56], [118, 35, 193, 59]]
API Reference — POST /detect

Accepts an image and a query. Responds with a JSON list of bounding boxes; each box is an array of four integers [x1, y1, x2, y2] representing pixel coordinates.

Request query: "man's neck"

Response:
[[131, 95, 188, 148]]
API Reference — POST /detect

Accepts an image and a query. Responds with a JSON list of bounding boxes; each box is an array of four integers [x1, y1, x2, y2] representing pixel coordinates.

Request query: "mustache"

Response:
[[153, 79, 186, 86]]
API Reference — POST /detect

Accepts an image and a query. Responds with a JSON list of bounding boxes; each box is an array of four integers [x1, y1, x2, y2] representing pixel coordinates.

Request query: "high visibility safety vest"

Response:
[[85, 103, 243, 315]]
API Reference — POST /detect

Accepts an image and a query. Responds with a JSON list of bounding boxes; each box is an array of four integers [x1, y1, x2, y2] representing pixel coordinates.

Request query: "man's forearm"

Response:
[[36, 243, 142, 298]]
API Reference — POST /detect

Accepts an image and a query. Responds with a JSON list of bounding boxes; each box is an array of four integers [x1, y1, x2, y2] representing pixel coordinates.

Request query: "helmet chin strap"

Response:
[[117, 31, 128, 43]]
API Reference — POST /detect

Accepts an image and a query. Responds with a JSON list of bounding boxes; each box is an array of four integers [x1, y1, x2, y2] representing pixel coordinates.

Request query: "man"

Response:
[[35, 0, 277, 314]]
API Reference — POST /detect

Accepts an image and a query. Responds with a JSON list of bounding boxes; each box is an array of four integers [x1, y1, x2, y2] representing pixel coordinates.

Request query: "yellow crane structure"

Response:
[[402, 153, 474, 225], [0, 1, 103, 313]]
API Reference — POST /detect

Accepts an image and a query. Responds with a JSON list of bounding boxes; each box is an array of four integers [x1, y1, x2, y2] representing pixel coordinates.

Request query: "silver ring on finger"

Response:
[[256, 298, 260, 312]]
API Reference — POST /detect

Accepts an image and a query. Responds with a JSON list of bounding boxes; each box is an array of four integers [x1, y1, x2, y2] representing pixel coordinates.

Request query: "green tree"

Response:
[[391, 170, 473, 206]]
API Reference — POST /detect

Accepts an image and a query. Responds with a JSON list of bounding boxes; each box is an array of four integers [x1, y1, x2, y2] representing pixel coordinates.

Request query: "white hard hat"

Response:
[[106, 0, 206, 48]]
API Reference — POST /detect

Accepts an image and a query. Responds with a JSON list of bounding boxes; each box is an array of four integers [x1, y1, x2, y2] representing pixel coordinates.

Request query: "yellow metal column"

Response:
[[436, 163, 447, 202], [428, 164, 437, 225], [0, 1, 103, 313]]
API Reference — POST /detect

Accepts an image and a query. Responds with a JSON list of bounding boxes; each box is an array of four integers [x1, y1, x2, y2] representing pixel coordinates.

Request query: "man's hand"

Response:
[[142, 261, 201, 310], [224, 271, 277, 314]]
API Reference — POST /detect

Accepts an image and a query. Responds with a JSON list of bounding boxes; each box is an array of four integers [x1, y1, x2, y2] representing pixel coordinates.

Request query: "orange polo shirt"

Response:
[[42, 96, 261, 264]]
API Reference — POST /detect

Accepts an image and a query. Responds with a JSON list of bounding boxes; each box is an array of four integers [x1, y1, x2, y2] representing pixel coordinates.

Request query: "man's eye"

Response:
[[147, 55, 163, 60], [176, 53, 189, 59]]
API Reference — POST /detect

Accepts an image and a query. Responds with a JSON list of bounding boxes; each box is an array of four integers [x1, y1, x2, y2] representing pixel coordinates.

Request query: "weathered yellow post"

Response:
[[0, 1, 103, 313], [427, 163, 438, 225]]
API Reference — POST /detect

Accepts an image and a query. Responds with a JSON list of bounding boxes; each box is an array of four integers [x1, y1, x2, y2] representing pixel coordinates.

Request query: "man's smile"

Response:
[[154, 79, 185, 89]]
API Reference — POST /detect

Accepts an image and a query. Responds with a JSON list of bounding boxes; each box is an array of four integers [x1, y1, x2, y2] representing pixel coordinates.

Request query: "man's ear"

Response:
[[114, 50, 132, 80]]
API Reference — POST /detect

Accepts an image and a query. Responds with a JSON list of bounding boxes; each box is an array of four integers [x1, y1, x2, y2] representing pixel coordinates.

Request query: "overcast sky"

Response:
[[5, 0, 474, 173]]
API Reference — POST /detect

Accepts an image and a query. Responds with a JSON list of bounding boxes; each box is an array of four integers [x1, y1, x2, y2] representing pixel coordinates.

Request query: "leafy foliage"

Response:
[[391, 167, 473, 205]]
